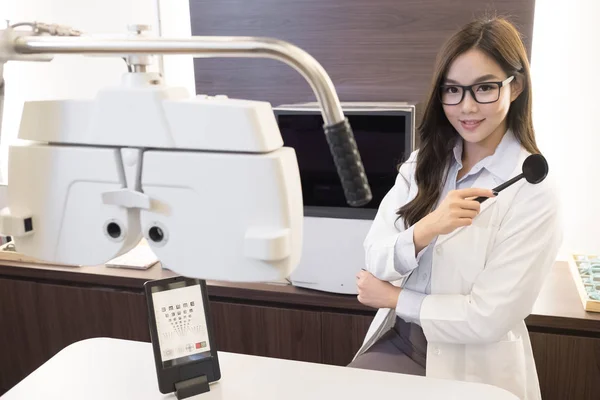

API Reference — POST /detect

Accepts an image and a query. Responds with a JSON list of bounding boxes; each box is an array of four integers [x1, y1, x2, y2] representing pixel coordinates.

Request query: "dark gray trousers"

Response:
[[347, 317, 427, 376]]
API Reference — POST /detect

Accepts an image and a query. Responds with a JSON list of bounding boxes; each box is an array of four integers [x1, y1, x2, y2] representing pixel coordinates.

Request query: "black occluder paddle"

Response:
[[475, 154, 549, 203]]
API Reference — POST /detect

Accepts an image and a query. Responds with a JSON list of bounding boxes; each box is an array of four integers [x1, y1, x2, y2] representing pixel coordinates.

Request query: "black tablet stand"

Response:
[[174, 375, 210, 399]]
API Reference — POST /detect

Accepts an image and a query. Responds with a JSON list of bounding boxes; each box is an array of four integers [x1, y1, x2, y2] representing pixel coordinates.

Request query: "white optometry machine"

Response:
[[0, 22, 372, 282]]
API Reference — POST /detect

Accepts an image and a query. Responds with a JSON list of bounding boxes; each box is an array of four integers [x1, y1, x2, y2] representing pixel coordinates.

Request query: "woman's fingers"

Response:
[[459, 199, 482, 212]]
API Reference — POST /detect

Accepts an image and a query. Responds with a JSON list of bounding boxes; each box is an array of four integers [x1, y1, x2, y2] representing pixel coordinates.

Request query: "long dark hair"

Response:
[[397, 16, 540, 228]]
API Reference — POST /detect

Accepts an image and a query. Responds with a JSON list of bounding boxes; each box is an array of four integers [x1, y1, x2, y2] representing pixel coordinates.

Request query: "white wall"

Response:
[[0, 0, 195, 184], [531, 0, 600, 258]]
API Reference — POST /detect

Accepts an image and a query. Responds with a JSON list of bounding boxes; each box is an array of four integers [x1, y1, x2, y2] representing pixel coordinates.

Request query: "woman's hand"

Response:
[[413, 187, 495, 253], [356, 270, 401, 309]]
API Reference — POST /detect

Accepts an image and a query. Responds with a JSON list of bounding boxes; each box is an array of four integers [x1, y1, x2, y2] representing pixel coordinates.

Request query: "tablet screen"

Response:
[[150, 280, 212, 368]]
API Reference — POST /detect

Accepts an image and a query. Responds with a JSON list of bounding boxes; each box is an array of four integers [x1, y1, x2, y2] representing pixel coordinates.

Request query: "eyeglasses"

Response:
[[439, 76, 514, 105]]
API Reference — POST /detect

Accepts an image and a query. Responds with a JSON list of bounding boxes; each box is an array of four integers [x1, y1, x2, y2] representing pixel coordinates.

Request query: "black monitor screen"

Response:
[[277, 113, 407, 211]]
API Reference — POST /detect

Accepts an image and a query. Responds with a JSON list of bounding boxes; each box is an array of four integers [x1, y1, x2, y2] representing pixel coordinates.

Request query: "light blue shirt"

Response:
[[394, 130, 522, 325]]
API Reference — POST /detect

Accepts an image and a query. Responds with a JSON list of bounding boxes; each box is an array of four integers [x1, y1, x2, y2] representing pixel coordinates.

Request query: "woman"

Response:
[[348, 17, 562, 400]]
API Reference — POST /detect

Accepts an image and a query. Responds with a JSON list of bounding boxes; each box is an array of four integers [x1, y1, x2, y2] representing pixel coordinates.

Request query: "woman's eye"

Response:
[[444, 86, 459, 94], [476, 84, 494, 92]]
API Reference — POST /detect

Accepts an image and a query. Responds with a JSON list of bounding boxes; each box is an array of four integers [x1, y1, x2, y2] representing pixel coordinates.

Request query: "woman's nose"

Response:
[[461, 90, 479, 113]]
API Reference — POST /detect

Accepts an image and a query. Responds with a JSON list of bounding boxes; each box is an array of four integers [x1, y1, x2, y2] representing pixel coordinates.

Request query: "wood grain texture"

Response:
[[0, 278, 149, 394], [1, 261, 599, 332], [1, 267, 599, 400], [209, 301, 322, 363], [321, 312, 374, 366], [189, 0, 535, 106], [34, 283, 150, 352], [0, 279, 50, 394], [530, 332, 600, 400]]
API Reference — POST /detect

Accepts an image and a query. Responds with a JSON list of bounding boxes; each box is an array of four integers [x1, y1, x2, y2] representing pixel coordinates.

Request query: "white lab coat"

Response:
[[353, 147, 562, 400]]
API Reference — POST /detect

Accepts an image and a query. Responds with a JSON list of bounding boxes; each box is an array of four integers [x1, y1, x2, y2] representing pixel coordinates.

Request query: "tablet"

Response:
[[144, 276, 221, 398]]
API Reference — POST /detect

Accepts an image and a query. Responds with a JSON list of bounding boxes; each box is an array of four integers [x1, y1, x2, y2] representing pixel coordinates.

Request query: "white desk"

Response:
[[2, 338, 518, 399]]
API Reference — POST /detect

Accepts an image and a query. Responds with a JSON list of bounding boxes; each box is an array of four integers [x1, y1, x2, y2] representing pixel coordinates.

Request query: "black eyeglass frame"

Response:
[[439, 75, 515, 105]]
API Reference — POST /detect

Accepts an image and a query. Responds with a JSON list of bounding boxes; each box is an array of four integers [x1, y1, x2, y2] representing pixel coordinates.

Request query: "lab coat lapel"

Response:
[[434, 153, 524, 247]]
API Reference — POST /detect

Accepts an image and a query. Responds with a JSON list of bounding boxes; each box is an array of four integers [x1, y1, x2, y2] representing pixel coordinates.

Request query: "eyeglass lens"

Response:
[[441, 83, 501, 105]]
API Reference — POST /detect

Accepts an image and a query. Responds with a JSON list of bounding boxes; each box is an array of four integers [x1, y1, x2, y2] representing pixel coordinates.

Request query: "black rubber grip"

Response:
[[323, 118, 372, 207]]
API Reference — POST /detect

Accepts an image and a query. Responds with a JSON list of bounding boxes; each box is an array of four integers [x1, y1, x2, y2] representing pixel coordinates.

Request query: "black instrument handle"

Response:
[[323, 118, 372, 207], [474, 173, 524, 203]]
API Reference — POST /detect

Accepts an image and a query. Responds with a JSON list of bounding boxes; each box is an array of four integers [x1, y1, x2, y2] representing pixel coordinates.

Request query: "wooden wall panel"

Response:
[[189, 0, 536, 106], [209, 301, 322, 363]]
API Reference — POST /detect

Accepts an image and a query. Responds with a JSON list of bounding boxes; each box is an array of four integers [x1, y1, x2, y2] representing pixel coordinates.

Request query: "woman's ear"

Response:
[[510, 74, 525, 102]]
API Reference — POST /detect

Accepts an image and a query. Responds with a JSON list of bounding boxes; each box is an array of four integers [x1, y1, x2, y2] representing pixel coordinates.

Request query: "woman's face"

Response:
[[441, 48, 521, 148]]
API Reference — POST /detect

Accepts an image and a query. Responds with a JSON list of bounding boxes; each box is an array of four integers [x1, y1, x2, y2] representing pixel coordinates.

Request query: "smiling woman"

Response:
[[399, 17, 538, 229], [348, 16, 562, 400]]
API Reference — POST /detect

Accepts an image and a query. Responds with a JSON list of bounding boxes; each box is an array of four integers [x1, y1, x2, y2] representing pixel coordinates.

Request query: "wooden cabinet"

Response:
[[530, 332, 600, 400], [0, 279, 49, 394], [321, 312, 373, 366], [209, 301, 322, 363], [0, 278, 150, 393], [2, 261, 600, 400], [35, 283, 150, 348]]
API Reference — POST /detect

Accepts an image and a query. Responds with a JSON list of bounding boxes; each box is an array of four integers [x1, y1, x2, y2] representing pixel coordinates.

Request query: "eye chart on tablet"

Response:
[[151, 284, 212, 363]]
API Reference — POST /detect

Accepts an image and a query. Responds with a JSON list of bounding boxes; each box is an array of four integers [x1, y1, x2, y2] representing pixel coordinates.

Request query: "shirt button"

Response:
[[436, 246, 442, 255], [434, 348, 441, 355], [421, 273, 428, 281]]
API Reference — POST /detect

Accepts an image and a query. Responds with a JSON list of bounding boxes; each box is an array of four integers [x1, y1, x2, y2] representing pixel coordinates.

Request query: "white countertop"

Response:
[[2, 337, 518, 400]]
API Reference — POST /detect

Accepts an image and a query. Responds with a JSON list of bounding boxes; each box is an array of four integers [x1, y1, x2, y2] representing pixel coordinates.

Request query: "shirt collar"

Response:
[[452, 139, 463, 167], [452, 129, 522, 181]]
